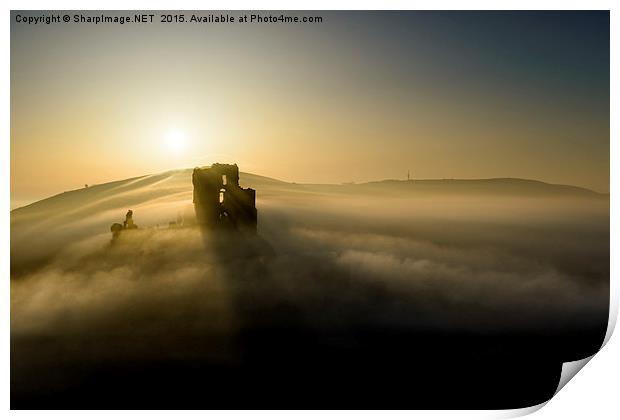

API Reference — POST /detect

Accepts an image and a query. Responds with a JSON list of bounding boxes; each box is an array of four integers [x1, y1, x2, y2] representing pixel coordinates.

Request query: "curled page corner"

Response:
[[554, 355, 595, 396], [550, 297, 620, 396], [493, 401, 547, 418], [493, 355, 595, 418], [544, 297, 618, 407], [493, 350, 604, 418]]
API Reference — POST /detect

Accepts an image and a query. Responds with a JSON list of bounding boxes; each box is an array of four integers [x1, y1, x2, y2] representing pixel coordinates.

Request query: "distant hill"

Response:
[[338, 177, 605, 197], [10, 168, 607, 276], [12, 169, 605, 218]]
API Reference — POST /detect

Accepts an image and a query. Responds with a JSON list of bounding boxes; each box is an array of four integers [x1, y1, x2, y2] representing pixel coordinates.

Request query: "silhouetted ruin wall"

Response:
[[192, 163, 257, 233]]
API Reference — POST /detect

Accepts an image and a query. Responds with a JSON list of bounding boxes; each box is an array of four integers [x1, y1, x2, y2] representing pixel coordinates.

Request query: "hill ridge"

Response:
[[11, 169, 605, 213]]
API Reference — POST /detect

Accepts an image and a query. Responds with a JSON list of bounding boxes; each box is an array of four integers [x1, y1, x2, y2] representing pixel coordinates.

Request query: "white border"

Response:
[[3, 1, 617, 418]]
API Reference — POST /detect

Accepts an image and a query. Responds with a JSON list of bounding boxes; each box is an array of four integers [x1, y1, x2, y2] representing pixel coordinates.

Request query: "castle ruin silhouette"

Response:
[[192, 163, 257, 233]]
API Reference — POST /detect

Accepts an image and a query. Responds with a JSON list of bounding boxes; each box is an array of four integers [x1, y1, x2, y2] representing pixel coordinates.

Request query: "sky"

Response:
[[11, 11, 609, 207]]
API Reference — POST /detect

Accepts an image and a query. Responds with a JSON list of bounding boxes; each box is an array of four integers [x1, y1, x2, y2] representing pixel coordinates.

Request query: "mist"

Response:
[[10, 171, 610, 407]]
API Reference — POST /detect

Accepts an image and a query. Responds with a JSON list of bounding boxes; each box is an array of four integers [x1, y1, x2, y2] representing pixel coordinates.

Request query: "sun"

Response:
[[163, 129, 187, 153]]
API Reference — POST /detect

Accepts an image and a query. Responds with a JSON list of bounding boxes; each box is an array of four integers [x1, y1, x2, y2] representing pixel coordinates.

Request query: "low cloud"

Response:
[[12, 194, 609, 340], [10, 186, 610, 408]]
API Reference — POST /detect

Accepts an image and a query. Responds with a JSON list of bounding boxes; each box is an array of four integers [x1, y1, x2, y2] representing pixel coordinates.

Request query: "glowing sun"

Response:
[[163, 129, 187, 153]]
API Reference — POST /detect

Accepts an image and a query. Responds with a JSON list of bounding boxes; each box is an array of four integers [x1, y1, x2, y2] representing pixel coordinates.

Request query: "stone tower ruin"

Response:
[[192, 163, 257, 233]]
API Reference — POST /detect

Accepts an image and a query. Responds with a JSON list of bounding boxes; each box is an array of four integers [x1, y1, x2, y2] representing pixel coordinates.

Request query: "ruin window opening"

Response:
[[219, 189, 225, 203], [222, 175, 227, 185]]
